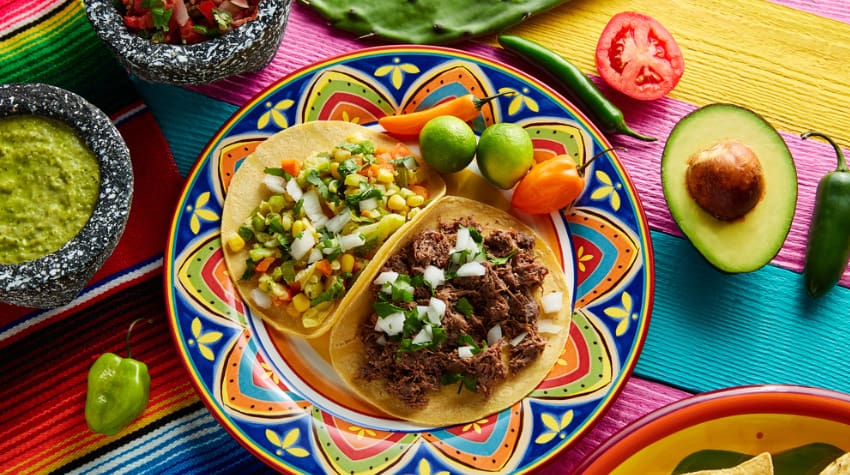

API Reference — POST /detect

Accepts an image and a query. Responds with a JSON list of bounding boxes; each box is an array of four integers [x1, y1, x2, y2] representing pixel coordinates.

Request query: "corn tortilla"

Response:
[[221, 121, 445, 338], [329, 196, 572, 426]]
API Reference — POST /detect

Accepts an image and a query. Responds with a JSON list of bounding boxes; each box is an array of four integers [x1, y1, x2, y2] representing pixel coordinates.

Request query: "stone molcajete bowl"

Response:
[[83, 0, 292, 85], [0, 83, 133, 309]]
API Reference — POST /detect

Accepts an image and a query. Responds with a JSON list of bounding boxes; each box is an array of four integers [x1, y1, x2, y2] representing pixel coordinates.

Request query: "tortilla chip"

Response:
[[329, 196, 573, 426], [682, 452, 774, 475], [821, 452, 850, 475], [221, 121, 445, 338]]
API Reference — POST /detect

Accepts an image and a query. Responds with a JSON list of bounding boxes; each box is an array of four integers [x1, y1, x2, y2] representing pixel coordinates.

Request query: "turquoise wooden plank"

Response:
[[131, 79, 239, 176], [636, 230, 850, 394]]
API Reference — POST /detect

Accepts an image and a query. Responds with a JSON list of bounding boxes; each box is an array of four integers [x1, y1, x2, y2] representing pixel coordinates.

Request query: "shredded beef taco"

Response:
[[221, 121, 446, 338], [329, 196, 572, 426]]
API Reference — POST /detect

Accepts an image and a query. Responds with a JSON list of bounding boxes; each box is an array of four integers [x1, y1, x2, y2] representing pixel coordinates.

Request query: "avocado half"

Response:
[[661, 103, 798, 273]]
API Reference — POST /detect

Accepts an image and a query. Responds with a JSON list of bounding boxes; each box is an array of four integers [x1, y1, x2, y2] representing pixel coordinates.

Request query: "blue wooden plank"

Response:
[[636, 230, 850, 394]]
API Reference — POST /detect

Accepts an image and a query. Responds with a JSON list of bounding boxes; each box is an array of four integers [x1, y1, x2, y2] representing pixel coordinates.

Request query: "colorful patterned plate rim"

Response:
[[164, 45, 654, 474], [574, 384, 850, 475]]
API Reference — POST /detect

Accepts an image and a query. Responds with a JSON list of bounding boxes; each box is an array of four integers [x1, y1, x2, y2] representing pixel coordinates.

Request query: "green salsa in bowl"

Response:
[[0, 83, 133, 308]]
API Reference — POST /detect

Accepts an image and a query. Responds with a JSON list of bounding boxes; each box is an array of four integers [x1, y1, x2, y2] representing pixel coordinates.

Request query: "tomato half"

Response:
[[595, 12, 684, 101]]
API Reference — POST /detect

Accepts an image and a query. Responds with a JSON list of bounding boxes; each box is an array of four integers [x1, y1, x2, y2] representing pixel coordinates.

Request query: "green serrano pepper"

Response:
[[801, 131, 850, 297], [497, 35, 656, 142]]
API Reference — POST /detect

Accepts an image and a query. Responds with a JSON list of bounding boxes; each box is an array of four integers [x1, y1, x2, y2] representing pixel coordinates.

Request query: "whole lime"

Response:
[[476, 123, 534, 189], [418, 116, 477, 174]]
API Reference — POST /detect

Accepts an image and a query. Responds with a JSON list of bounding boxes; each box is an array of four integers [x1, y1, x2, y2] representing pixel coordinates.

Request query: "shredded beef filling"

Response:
[[357, 217, 550, 408]]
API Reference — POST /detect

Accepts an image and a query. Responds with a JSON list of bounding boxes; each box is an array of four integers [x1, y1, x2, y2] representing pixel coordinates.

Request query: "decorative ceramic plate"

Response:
[[574, 385, 850, 475], [165, 46, 653, 474]]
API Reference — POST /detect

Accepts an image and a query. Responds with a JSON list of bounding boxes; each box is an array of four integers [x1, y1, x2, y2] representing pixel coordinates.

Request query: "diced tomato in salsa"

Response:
[[119, 0, 260, 45]]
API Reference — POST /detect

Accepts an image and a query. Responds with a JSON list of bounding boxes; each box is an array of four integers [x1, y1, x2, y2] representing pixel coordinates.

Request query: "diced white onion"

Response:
[[301, 190, 328, 229], [324, 208, 351, 234], [423, 265, 445, 289], [411, 326, 433, 345], [376, 335, 387, 346], [375, 312, 405, 336], [263, 174, 287, 194], [456, 261, 486, 277], [290, 232, 315, 261], [427, 297, 446, 325], [453, 227, 471, 253], [510, 331, 528, 347], [417, 305, 430, 320], [541, 292, 564, 314], [373, 271, 398, 286], [457, 346, 475, 359], [487, 325, 503, 346], [285, 177, 303, 202], [250, 288, 272, 309], [537, 319, 562, 335], [359, 197, 379, 212], [339, 233, 366, 251], [308, 247, 323, 263]]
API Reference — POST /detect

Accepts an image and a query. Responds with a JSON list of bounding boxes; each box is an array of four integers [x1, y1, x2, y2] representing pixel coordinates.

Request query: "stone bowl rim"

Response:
[[0, 82, 133, 305]]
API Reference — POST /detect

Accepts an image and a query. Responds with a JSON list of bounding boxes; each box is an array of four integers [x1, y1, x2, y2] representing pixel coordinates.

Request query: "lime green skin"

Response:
[[0, 115, 100, 264], [476, 123, 535, 189], [85, 353, 150, 436], [419, 116, 477, 173]]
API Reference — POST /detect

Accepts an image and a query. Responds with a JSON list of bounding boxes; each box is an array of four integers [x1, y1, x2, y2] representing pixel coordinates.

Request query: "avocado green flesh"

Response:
[[661, 104, 797, 273]]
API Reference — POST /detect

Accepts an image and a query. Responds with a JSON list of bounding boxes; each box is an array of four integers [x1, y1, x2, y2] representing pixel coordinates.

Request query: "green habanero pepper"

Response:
[[497, 35, 656, 142], [85, 318, 152, 435], [801, 131, 850, 297]]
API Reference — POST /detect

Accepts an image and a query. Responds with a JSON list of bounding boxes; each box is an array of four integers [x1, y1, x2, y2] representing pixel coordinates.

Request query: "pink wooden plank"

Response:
[[538, 377, 691, 474]]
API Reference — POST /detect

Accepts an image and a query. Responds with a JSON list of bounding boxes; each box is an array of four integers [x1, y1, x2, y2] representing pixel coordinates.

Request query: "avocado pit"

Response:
[[685, 140, 765, 221]]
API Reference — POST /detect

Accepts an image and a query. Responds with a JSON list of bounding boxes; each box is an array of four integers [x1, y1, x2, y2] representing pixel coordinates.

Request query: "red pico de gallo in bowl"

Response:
[[119, 0, 260, 44]]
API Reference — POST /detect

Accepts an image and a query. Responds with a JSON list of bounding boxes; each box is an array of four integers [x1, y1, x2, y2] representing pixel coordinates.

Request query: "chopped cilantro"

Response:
[[441, 372, 477, 393], [237, 224, 254, 241], [455, 297, 474, 317], [311, 277, 345, 306], [488, 250, 517, 266], [264, 167, 289, 178], [239, 259, 256, 281], [374, 300, 405, 318], [344, 182, 384, 208], [337, 158, 359, 178]]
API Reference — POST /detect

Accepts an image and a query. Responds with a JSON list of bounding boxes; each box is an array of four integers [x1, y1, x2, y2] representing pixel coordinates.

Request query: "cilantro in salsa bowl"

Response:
[[118, 0, 260, 45]]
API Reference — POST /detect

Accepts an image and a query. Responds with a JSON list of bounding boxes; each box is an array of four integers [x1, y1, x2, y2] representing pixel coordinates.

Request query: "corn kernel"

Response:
[[376, 167, 394, 184], [292, 293, 311, 313], [329, 162, 341, 179], [291, 219, 306, 237], [340, 253, 355, 273], [226, 234, 245, 252], [388, 194, 407, 211], [399, 187, 415, 199], [334, 148, 351, 161], [406, 194, 425, 207], [345, 173, 366, 187]]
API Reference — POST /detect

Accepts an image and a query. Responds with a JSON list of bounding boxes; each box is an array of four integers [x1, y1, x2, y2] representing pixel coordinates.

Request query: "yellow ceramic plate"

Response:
[[575, 385, 850, 474]]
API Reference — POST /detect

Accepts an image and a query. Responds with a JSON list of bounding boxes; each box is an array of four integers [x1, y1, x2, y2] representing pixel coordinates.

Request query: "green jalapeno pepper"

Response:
[[801, 131, 850, 297], [497, 35, 656, 142], [85, 319, 151, 435]]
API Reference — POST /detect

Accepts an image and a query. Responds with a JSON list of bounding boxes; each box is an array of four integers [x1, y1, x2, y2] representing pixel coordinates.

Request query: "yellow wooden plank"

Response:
[[496, 0, 850, 143]]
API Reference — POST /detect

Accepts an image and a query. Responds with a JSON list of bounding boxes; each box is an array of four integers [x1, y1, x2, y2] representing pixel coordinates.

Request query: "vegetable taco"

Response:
[[221, 121, 446, 338], [329, 196, 572, 426]]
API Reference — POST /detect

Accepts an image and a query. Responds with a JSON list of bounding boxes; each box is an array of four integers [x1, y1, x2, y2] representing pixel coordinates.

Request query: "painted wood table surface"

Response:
[[3, 0, 850, 474]]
